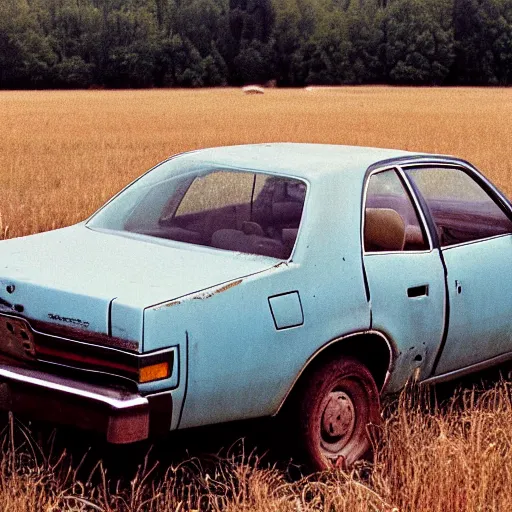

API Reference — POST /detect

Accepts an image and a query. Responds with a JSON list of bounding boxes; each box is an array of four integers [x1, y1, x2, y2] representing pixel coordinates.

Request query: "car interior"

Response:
[[126, 173, 306, 259]]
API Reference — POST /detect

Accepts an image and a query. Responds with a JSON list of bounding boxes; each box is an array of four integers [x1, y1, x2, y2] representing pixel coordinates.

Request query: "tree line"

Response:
[[1, 0, 511, 89]]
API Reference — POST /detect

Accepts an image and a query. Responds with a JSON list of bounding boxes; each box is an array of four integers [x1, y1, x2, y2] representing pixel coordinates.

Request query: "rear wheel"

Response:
[[297, 356, 381, 470]]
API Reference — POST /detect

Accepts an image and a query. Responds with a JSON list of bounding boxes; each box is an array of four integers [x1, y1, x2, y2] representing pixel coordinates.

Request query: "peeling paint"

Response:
[[262, 261, 289, 275], [192, 279, 243, 301], [154, 279, 243, 311], [162, 300, 182, 309], [0, 298, 24, 314]]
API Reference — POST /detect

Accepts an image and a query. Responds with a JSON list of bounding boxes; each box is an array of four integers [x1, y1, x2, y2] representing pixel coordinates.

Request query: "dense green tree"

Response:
[[298, 8, 352, 84], [201, 45, 228, 85], [1, 0, 512, 88], [233, 38, 274, 83], [226, 0, 274, 83], [450, 0, 512, 84], [0, 0, 55, 87], [494, 0, 512, 83], [230, 0, 274, 44], [384, 0, 454, 84], [155, 34, 204, 86], [54, 55, 94, 87], [271, 0, 316, 85], [176, 0, 228, 56], [345, 2, 385, 83]]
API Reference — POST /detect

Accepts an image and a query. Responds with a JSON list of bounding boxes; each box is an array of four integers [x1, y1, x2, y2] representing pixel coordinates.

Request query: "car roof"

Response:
[[179, 143, 448, 180]]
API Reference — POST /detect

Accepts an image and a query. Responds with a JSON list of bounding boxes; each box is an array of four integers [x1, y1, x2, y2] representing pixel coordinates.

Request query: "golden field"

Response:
[[1, 87, 512, 511], [1, 87, 512, 238]]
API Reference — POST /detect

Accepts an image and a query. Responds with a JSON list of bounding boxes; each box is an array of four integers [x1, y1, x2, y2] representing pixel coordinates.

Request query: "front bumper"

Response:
[[0, 364, 172, 443]]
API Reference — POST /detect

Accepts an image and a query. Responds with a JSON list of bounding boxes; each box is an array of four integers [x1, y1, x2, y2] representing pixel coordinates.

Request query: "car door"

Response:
[[406, 164, 512, 376], [362, 168, 446, 391]]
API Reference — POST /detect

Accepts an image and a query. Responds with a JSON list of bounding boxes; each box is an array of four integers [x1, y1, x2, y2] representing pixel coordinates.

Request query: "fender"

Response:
[[273, 329, 396, 415]]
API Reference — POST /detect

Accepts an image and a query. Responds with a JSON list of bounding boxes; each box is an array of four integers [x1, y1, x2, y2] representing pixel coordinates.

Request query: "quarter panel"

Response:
[[143, 172, 371, 429]]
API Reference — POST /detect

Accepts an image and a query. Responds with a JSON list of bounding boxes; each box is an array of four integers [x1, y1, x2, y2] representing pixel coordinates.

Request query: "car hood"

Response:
[[0, 225, 277, 344]]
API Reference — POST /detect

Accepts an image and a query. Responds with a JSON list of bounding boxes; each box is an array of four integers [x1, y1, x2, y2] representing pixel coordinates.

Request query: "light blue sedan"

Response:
[[0, 143, 511, 470]]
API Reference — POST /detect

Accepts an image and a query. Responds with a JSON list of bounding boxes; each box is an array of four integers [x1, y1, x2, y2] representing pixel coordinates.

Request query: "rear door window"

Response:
[[123, 169, 306, 259], [364, 169, 429, 252]]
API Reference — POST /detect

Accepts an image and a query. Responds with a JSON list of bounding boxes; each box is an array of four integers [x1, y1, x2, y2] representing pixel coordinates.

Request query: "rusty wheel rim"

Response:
[[319, 389, 356, 462]]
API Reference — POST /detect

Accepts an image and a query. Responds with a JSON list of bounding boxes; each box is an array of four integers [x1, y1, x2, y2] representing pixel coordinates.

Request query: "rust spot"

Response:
[[154, 279, 243, 310], [0, 299, 24, 314], [163, 300, 182, 308], [212, 279, 243, 295], [0, 299, 14, 311], [192, 279, 243, 301], [264, 261, 288, 274], [152, 300, 182, 311]]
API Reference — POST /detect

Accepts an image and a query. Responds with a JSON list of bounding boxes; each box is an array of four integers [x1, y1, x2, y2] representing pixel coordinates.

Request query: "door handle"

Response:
[[407, 285, 429, 298]]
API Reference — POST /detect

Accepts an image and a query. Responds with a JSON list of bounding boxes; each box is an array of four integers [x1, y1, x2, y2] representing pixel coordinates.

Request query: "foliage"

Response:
[[384, 0, 454, 84], [1, 0, 511, 87]]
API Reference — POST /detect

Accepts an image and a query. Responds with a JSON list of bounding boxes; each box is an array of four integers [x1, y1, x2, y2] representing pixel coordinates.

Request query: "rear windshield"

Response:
[[88, 161, 306, 260]]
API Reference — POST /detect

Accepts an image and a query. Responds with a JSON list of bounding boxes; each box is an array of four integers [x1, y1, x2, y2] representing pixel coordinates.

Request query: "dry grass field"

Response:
[[1, 87, 512, 239], [1, 87, 512, 510]]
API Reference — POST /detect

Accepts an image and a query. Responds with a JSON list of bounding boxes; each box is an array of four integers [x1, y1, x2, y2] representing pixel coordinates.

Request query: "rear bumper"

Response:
[[0, 364, 172, 443]]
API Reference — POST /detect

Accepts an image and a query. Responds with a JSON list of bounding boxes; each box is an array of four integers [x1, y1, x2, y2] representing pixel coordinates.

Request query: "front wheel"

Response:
[[298, 356, 381, 470]]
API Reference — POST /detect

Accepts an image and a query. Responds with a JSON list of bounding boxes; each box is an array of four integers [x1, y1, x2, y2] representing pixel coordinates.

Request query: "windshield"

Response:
[[87, 159, 307, 259]]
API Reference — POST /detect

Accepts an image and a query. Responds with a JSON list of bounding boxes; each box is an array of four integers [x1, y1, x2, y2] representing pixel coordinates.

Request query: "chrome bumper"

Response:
[[0, 364, 172, 443]]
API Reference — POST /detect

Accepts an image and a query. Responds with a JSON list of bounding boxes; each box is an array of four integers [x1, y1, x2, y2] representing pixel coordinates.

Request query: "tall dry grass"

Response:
[[1, 87, 512, 509], [0, 382, 511, 511]]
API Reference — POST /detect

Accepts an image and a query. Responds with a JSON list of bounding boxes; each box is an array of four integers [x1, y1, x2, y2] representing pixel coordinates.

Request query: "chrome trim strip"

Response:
[[0, 366, 148, 410], [364, 249, 433, 256], [396, 164, 434, 249], [273, 329, 394, 415], [0, 310, 175, 364], [421, 351, 512, 386], [36, 358, 138, 386], [438, 233, 512, 251], [382, 370, 392, 392]]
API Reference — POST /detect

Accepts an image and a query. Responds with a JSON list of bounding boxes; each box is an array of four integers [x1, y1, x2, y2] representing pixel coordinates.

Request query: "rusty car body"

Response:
[[0, 143, 511, 468]]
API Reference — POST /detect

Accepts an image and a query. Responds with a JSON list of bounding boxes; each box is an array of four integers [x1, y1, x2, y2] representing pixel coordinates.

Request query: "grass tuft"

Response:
[[0, 382, 510, 510]]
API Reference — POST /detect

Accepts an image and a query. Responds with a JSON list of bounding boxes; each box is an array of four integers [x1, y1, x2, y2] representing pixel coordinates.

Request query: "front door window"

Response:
[[407, 166, 512, 246]]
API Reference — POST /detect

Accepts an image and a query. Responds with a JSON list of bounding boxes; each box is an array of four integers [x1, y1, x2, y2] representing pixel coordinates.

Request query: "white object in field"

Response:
[[243, 85, 265, 94]]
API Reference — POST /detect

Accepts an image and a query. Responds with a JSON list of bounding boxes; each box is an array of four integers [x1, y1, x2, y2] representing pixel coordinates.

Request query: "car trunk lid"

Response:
[[0, 225, 277, 351]]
